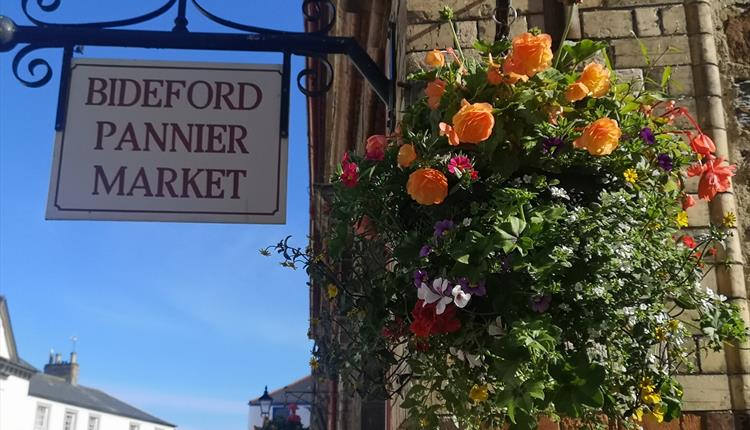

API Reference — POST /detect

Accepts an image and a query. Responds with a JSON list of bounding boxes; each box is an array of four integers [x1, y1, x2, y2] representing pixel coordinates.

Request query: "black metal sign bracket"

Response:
[[0, 0, 396, 138]]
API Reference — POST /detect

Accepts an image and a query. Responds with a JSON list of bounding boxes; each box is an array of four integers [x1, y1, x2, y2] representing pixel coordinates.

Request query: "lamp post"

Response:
[[258, 386, 273, 422]]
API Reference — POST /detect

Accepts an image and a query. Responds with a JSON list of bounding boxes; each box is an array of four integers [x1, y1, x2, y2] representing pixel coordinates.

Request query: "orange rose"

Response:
[[578, 63, 610, 98], [407, 168, 448, 205], [425, 79, 446, 110], [503, 32, 553, 81], [452, 99, 495, 144], [425, 49, 445, 68], [574, 118, 622, 156], [565, 82, 589, 102], [398, 144, 417, 168]]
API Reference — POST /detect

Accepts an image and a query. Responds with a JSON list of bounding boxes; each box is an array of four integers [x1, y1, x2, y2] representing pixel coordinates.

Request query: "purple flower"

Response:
[[457, 278, 486, 297], [419, 245, 432, 257], [530, 294, 551, 313], [413, 270, 428, 288], [542, 137, 564, 156], [657, 153, 673, 172], [639, 127, 655, 145], [433, 220, 455, 238]]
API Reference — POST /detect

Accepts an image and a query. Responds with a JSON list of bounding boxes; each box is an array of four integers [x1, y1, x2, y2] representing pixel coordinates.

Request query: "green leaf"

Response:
[[506, 217, 527, 237], [456, 254, 470, 264], [556, 39, 608, 70], [661, 66, 673, 90]]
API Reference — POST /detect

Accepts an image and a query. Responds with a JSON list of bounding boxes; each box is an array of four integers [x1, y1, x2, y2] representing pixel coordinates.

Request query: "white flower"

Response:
[[488, 317, 505, 337], [550, 186, 570, 200], [522, 174, 533, 183], [462, 217, 472, 227], [450, 348, 482, 368], [452, 285, 471, 308], [418, 278, 453, 314]]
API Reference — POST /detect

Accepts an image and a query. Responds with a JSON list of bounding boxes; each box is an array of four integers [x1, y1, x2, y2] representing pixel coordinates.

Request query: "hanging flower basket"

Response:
[[268, 8, 747, 430]]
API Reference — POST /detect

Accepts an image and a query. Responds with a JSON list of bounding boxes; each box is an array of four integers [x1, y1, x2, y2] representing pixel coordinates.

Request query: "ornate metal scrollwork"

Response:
[[297, 53, 333, 97], [189, 0, 334, 36], [11, 44, 54, 87], [2, 0, 387, 106], [21, 0, 178, 28], [302, 0, 335, 35]]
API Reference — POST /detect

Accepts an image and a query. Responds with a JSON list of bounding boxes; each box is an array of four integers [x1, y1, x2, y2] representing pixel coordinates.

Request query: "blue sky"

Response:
[[0, 2, 312, 430]]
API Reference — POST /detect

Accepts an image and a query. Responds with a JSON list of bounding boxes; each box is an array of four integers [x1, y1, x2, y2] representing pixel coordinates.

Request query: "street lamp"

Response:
[[258, 386, 273, 419]]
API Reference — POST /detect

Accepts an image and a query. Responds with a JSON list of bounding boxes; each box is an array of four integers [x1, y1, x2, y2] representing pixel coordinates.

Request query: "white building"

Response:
[[0, 296, 177, 430], [247, 376, 312, 429]]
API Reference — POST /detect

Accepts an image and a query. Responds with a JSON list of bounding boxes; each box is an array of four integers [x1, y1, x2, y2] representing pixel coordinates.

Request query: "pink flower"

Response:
[[365, 135, 387, 161], [340, 153, 359, 188], [448, 156, 472, 174], [447, 156, 478, 180]]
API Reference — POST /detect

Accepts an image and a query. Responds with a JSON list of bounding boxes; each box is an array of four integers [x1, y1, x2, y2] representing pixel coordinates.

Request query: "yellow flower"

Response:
[[640, 378, 662, 406], [326, 284, 339, 300], [469, 384, 489, 403], [676, 211, 689, 228], [654, 326, 668, 342], [724, 211, 737, 228], [668, 319, 680, 332], [633, 407, 644, 422], [309, 357, 320, 370], [650, 405, 666, 423], [623, 168, 638, 184]]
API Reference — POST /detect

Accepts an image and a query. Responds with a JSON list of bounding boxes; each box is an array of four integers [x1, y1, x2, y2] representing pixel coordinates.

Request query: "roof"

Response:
[[30, 374, 176, 428], [0, 296, 19, 362], [249, 375, 313, 406], [0, 296, 36, 380]]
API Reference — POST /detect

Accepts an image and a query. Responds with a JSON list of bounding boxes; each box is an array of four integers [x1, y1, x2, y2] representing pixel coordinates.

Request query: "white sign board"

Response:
[[46, 59, 287, 224]]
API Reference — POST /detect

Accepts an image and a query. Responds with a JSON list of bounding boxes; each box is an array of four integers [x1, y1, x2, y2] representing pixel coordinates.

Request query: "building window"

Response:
[[87, 415, 100, 430], [34, 404, 50, 430], [63, 410, 77, 430], [129, 423, 140, 430]]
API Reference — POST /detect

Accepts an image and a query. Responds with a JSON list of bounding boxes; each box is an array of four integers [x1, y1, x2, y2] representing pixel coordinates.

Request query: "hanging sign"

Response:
[[46, 59, 287, 224]]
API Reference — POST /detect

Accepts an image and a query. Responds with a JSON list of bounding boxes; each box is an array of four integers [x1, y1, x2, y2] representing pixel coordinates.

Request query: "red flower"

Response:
[[382, 318, 407, 341], [409, 300, 461, 338], [340, 153, 359, 188], [682, 194, 696, 210], [680, 235, 697, 249], [690, 133, 716, 156], [365, 135, 387, 161], [687, 155, 736, 200]]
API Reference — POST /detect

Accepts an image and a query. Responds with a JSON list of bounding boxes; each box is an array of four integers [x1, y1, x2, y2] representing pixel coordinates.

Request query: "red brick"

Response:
[[705, 412, 733, 430], [560, 417, 582, 430], [680, 414, 702, 430], [642, 415, 680, 430]]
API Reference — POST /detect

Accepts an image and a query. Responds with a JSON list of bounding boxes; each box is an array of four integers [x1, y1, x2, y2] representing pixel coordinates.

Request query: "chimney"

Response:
[[44, 352, 79, 385]]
